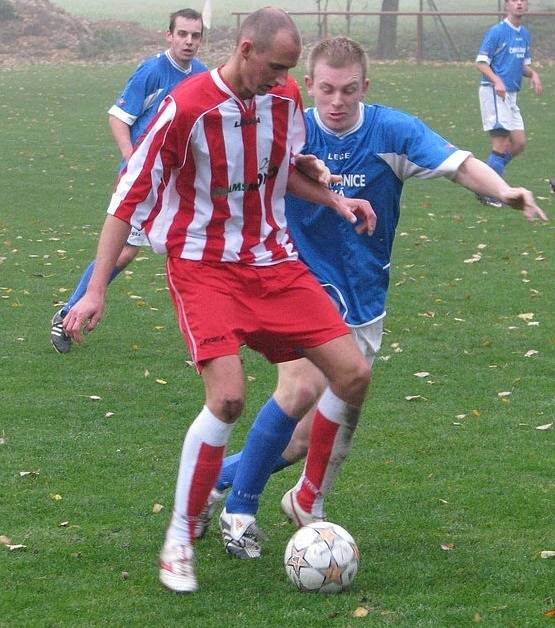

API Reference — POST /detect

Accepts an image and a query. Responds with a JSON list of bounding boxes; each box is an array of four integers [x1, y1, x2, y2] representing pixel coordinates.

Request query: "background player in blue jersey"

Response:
[[201, 36, 547, 558], [475, 0, 542, 207], [50, 8, 206, 353]]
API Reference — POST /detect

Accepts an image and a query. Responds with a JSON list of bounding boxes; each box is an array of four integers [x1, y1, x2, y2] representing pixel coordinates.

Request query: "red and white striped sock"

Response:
[[296, 388, 360, 518], [166, 406, 234, 545]]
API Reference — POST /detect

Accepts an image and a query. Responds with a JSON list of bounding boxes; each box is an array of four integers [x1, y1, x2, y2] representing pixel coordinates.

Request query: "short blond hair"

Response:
[[308, 36, 368, 80]]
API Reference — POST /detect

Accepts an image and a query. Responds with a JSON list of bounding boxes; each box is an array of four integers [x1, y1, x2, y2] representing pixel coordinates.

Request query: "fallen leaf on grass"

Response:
[[544, 608, 555, 618], [89, 395, 102, 401], [540, 551, 555, 559], [414, 372, 430, 378], [152, 503, 164, 514], [440, 543, 455, 551], [352, 607, 371, 618], [155, 379, 167, 385], [418, 311, 435, 318], [405, 395, 427, 401], [19, 470, 40, 478], [524, 350, 539, 358], [0, 535, 12, 545], [7, 544, 27, 551], [59, 521, 69, 528], [517, 312, 534, 321], [50, 494, 63, 501], [105, 412, 115, 418], [144, 369, 150, 378], [536, 423, 553, 431], [497, 391, 512, 398]]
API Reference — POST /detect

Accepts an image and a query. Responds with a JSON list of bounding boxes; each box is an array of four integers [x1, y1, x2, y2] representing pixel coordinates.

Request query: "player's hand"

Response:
[[294, 154, 342, 187], [499, 187, 548, 222], [530, 72, 543, 96], [63, 294, 105, 344], [332, 196, 377, 235], [493, 77, 506, 100]]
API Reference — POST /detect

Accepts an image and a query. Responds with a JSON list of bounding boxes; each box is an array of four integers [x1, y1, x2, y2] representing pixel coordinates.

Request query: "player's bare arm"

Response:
[[477, 62, 506, 99], [63, 215, 132, 343], [454, 156, 548, 222], [522, 65, 542, 95], [287, 168, 376, 235], [109, 115, 134, 162], [293, 153, 341, 186]]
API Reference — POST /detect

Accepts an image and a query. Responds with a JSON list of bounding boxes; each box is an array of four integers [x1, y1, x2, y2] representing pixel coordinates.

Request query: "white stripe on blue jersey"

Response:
[[285, 103, 470, 326], [476, 19, 532, 92]]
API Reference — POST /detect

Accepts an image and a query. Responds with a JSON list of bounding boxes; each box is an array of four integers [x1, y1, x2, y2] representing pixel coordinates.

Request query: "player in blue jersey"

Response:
[[475, 0, 542, 207], [195, 36, 547, 557], [50, 8, 206, 353]]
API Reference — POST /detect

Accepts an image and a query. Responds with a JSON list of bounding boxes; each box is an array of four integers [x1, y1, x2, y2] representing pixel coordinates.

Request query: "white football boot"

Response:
[[280, 487, 325, 528], [159, 542, 198, 593], [218, 509, 267, 559]]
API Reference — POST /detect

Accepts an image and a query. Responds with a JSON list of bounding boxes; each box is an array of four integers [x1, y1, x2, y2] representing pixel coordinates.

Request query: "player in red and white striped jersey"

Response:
[[64, 7, 376, 593], [108, 67, 305, 265]]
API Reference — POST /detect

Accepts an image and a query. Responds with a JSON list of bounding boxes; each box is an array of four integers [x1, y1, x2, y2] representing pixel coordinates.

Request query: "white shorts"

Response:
[[479, 86, 524, 133], [350, 317, 383, 367], [126, 226, 150, 247]]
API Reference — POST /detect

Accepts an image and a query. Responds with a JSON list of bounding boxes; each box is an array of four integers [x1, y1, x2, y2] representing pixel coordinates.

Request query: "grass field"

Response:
[[1, 59, 554, 626]]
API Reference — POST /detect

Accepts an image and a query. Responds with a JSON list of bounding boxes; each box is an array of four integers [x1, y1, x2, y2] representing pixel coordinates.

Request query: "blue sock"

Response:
[[62, 261, 121, 316], [225, 397, 297, 515], [216, 452, 291, 492], [486, 151, 506, 177]]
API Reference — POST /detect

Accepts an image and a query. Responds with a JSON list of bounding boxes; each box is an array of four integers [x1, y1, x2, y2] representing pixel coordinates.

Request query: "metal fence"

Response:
[[231, 10, 555, 61]]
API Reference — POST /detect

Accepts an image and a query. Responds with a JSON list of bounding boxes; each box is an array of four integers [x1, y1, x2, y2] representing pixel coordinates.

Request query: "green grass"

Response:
[[1, 62, 554, 627]]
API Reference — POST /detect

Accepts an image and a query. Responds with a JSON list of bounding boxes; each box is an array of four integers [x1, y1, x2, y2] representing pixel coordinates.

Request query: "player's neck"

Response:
[[167, 50, 192, 72], [219, 60, 253, 100], [506, 14, 523, 27]]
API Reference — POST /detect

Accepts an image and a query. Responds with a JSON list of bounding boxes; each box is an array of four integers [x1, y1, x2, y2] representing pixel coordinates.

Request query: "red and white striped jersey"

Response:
[[107, 68, 306, 265]]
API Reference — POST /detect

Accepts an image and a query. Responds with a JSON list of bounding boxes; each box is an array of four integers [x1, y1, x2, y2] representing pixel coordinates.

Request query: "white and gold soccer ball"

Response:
[[284, 521, 359, 593]]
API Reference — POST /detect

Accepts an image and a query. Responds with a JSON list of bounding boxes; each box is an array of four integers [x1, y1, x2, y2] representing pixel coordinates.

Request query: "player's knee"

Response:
[[291, 379, 323, 416], [276, 377, 323, 418], [349, 359, 371, 390], [512, 139, 526, 156], [221, 396, 244, 422]]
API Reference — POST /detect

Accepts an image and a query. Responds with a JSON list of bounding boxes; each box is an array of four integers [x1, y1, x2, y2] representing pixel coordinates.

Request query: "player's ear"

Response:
[[362, 78, 369, 96], [305, 74, 314, 95], [240, 40, 254, 59], [165, 29, 173, 44]]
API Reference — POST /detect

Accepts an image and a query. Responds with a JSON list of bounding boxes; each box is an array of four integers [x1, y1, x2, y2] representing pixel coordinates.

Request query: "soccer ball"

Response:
[[284, 521, 359, 593]]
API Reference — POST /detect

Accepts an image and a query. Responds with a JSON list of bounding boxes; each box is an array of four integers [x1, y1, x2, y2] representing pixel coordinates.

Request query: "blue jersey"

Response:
[[108, 51, 207, 145], [285, 104, 470, 326], [476, 19, 531, 92]]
